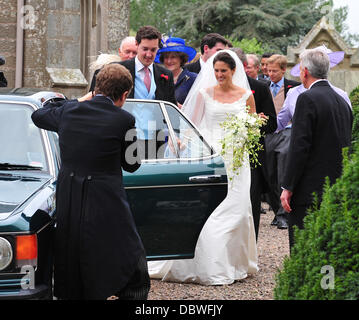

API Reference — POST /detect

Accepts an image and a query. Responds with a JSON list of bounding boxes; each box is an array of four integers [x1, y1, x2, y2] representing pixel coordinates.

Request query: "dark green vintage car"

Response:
[[0, 89, 227, 299]]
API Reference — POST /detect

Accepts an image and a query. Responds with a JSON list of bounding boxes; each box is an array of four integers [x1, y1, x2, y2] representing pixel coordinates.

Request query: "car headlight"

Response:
[[0, 237, 13, 271]]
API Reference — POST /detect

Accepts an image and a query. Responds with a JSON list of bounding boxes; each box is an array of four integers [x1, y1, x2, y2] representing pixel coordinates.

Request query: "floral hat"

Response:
[[290, 46, 345, 77], [155, 37, 197, 64]]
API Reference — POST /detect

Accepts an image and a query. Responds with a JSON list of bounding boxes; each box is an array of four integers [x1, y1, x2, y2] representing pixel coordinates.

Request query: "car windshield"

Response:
[[0, 102, 48, 171]]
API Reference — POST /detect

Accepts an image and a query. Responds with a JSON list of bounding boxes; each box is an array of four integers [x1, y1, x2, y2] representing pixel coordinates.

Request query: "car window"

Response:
[[0, 103, 48, 171], [164, 104, 213, 159], [123, 101, 176, 160]]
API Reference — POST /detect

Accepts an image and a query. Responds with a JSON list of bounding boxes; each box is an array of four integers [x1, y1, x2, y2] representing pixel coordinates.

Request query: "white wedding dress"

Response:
[[148, 87, 258, 285]]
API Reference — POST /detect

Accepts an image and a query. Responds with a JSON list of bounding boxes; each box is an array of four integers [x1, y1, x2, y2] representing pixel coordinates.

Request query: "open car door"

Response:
[[123, 100, 228, 261]]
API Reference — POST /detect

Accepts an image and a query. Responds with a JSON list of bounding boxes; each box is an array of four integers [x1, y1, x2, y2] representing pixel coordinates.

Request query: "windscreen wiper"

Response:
[[0, 162, 43, 170]]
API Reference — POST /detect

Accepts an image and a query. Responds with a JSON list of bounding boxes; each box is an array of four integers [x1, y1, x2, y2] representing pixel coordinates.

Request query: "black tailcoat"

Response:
[[283, 80, 353, 206], [0, 71, 7, 87], [31, 96, 144, 299], [247, 76, 277, 239], [184, 59, 201, 74]]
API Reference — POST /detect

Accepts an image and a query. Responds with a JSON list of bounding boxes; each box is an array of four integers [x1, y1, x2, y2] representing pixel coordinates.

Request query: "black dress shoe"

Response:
[[277, 216, 288, 229], [271, 216, 278, 226]]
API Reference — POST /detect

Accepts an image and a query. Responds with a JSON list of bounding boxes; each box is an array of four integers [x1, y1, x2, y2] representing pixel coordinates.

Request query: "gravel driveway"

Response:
[[148, 203, 289, 300]]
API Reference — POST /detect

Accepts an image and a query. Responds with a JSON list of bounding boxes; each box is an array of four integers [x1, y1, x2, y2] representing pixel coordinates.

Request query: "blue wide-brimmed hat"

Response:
[[155, 37, 197, 64]]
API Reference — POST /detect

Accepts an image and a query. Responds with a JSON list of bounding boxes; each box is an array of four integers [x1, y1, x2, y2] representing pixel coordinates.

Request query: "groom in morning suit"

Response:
[[280, 48, 353, 250], [89, 26, 177, 159], [90, 26, 176, 106], [119, 26, 177, 105]]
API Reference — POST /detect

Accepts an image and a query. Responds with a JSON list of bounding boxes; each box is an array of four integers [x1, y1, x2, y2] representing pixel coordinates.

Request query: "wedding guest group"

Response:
[[29, 23, 354, 298], [31, 63, 150, 300], [280, 47, 353, 249]]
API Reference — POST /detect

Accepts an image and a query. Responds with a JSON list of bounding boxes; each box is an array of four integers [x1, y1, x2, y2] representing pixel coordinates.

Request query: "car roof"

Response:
[[0, 88, 66, 107]]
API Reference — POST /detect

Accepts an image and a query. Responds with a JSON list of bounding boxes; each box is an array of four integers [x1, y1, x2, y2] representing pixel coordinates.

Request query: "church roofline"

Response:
[[287, 16, 357, 65]]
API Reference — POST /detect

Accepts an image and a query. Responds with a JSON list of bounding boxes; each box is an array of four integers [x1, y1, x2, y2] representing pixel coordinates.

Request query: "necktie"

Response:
[[272, 83, 279, 97], [143, 67, 151, 92]]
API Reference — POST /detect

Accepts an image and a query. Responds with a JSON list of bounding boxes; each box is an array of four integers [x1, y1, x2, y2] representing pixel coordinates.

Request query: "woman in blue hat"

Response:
[[155, 37, 198, 108]]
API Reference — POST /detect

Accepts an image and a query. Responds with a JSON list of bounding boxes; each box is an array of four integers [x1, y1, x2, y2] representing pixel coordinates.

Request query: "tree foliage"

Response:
[[332, 5, 359, 47], [130, 0, 191, 34], [230, 0, 322, 53], [227, 37, 268, 55], [130, 0, 357, 53]]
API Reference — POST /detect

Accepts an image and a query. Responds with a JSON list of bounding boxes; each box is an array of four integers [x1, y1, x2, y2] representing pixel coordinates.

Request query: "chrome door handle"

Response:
[[189, 175, 222, 183]]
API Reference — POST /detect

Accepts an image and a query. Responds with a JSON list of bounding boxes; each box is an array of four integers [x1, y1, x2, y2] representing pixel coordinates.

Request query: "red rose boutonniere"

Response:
[[161, 74, 169, 80], [287, 85, 293, 89], [251, 90, 255, 94]]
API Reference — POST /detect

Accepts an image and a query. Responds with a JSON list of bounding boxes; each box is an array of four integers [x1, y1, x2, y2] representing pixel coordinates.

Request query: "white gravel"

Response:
[[148, 203, 289, 300]]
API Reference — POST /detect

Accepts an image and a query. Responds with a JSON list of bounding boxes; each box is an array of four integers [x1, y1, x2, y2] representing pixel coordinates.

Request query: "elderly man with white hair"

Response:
[[118, 36, 138, 61], [245, 54, 261, 80], [280, 46, 353, 250]]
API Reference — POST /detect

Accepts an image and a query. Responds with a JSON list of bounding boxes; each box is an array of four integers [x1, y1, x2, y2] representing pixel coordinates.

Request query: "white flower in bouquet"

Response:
[[220, 108, 266, 179]]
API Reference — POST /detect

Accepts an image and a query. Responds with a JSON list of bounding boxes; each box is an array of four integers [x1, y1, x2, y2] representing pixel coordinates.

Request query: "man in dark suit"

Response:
[[232, 48, 277, 240], [280, 48, 353, 250], [257, 52, 274, 81], [32, 64, 150, 300], [264, 54, 300, 229], [185, 33, 227, 74], [248, 75, 278, 240]]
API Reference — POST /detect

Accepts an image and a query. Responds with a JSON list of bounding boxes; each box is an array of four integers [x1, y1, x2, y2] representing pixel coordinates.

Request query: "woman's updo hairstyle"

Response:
[[213, 51, 236, 70]]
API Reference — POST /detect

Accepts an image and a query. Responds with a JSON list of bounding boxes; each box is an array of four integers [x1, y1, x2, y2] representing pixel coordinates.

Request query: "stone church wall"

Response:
[[0, 0, 130, 98]]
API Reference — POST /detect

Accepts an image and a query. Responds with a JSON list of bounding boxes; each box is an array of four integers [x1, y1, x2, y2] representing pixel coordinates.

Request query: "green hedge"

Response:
[[274, 86, 359, 300], [350, 86, 359, 144]]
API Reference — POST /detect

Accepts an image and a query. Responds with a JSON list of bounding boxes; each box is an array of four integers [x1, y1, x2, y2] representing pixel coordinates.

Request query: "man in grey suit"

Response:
[[264, 54, 300, 229], [280, 48, 353, 250]]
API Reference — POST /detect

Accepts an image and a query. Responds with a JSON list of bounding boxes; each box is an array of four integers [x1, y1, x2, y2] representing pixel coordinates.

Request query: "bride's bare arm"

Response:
[[246, 94, 256, 114], [191, 91, 205, 126]]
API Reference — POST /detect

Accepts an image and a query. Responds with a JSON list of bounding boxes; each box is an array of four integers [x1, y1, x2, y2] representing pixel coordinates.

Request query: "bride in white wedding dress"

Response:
[[148, 50, 259, 285]]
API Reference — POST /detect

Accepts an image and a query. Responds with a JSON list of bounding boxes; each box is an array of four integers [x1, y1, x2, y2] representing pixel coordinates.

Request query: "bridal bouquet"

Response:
[[220, 109, 266, 177]]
